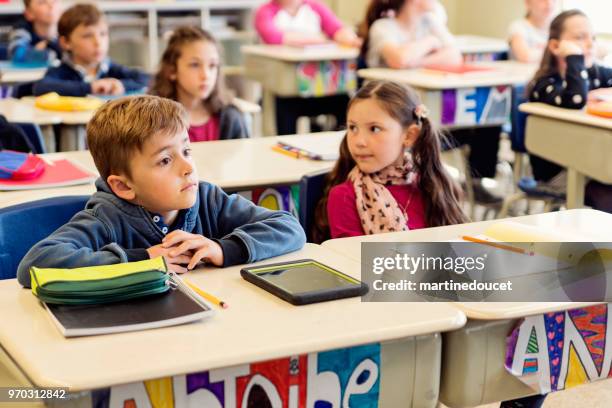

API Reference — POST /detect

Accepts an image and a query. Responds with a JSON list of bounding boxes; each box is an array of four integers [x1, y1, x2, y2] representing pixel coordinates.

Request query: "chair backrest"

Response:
[[298, 169, 330, 243], [14, 122, 46, 153], [510, 84, 529, 153], [0, 195, 90, 280]]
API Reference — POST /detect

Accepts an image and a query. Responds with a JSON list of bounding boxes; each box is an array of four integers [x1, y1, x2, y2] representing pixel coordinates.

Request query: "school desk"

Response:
[[358, 61, 537, 129], [321, 208, 611, 406], [0, 244, 466, 408], [0, 62, 46, 85], [455, 35, 509, 62], [0, 96, 262, 152], [242, 44, 359, 135], [0, 132, 341, 210], [520, 102, 612, 209]]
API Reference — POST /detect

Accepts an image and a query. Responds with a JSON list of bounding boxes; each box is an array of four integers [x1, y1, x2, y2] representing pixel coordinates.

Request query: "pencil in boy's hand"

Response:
[[184, 278, 229, 309]]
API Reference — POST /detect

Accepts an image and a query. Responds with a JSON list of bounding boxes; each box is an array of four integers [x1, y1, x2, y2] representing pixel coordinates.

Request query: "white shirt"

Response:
[[366, 16, 455, 68], [272, 4, 323, 36], [508, 18, 548, 60]]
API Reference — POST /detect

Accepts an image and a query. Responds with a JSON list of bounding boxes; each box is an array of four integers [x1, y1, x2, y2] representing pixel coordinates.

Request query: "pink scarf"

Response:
[[349, 152, 417, 235]]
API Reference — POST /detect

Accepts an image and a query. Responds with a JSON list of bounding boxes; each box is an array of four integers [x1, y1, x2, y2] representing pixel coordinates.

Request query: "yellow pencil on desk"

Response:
[[461, 235, 529, 255], [183, 278, 229, 309], [271, 144, 300, 159]]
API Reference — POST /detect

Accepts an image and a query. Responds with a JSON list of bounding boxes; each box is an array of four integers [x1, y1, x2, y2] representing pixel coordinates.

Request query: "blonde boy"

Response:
[[17, 96, 305, 288]]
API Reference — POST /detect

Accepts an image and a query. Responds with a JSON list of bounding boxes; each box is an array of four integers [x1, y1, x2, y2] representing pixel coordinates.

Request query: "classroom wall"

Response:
[[442, 0, 525, 38]]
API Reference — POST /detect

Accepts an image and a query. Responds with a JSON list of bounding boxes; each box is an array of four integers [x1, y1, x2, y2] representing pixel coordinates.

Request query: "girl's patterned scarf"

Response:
[[349, 152, 416, 235]]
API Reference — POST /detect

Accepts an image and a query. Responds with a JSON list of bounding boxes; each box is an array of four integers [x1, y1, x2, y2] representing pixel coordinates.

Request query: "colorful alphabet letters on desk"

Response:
[[506, 304, 612, 394], [105, 344, 380, 407]]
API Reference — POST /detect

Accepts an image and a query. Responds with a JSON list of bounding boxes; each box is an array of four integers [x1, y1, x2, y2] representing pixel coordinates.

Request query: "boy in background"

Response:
[[8, 0, 62, 64], [33, 3, 149, 97]]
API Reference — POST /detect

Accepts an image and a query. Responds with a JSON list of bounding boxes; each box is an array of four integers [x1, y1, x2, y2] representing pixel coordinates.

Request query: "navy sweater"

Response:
[[33, 60, 150, 97], [529, 55, 612, 109], [17, 179, 306, 287]]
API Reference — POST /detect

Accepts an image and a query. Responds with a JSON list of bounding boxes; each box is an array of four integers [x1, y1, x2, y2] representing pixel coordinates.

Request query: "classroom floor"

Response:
[[438, 376, 612, 407]]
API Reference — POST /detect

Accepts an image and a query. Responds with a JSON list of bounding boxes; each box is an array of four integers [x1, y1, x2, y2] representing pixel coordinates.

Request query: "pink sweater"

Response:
[[255, 0, 343, 45], [327, 179, 427, 239]]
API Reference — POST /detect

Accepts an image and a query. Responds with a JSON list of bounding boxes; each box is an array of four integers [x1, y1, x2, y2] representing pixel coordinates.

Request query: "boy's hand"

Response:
[[147, 244, 193, 274], [162, 230, 224, 269], [91, 78, 125, 95], [34, 40, 48, 51]]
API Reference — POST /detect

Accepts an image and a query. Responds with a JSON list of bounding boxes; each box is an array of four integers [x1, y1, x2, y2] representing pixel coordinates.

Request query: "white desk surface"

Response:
[[0, 98, 61, 125], [241, 44, 359, 62], [455, 35, 509, 55], [520, 102, 612, 130], [358, 61, 537, 90], [0, 64, 46, 85], [322, 209, 611, 320], [0, 244, 466, 391], [0, 132, 340, 208], [1, 97, 259, 127]]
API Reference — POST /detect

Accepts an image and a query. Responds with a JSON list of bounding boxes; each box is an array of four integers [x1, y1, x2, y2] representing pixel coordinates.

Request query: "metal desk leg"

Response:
[[263, 90, 277, 136], [566, 168, 586, 209]]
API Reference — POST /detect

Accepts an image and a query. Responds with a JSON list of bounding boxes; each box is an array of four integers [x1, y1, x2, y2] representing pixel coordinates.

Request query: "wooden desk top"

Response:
[[520, 102, 612, 130], [0, 244, 466, 391], [241, 44, 359, 62], [358, 61, 537, 90]]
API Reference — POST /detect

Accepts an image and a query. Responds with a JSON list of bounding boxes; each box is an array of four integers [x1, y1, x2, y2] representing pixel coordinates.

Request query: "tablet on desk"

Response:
[[241, 259, 368, 305]]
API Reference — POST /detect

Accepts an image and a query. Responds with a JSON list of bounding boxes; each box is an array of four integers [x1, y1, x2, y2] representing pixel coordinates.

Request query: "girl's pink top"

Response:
[[255, 0, 344, 44], [327, 179, 427, 238], [188, 116, 220, 142]]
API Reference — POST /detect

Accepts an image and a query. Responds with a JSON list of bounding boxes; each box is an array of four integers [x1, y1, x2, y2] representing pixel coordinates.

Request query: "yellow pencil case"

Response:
[[30, 257, 169, 305], [35, 92, 104, 112]]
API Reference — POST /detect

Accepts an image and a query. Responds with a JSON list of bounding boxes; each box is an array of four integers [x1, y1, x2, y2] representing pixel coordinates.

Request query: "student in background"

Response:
[[360, 0, 460, 69], [527, 9, 612, 213], [33, 4, 149, 97], [254, 0, 361, 135], [361, 0, 502, 204], [8, 0, 62, 65], [255, 0, 361, 47], [149, 27, 248, 142], [508, 0, 557, 63], [17, 96, 306, 287], [314, 80, 467, 241]]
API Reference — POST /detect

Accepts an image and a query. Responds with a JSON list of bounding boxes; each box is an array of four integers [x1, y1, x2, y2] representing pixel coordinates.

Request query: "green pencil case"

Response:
[[30, 257, 170, 305]]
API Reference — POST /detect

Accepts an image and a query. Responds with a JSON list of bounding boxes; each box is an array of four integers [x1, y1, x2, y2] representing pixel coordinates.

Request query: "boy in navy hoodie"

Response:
[[33, 3, 149, 97], [8, 0, 62, 64], [17, 96, 306, 287]]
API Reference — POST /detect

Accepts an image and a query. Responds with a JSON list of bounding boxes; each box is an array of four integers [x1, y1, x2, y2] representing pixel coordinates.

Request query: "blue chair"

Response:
[[298, 169, 329, 243], [14, 122, 46, 153], [0, 195, 90, 280]]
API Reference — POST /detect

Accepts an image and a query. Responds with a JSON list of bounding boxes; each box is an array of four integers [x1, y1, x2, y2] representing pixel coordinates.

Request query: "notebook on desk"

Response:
[[0, 158, 96, 190], [44, 273, 215, 337], [422, 64, 496, 75], [274, 132, 344, 161]]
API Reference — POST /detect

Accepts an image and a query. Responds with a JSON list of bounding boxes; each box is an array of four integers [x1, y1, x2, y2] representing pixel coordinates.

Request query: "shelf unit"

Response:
[[0, 0, 264, 70]]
